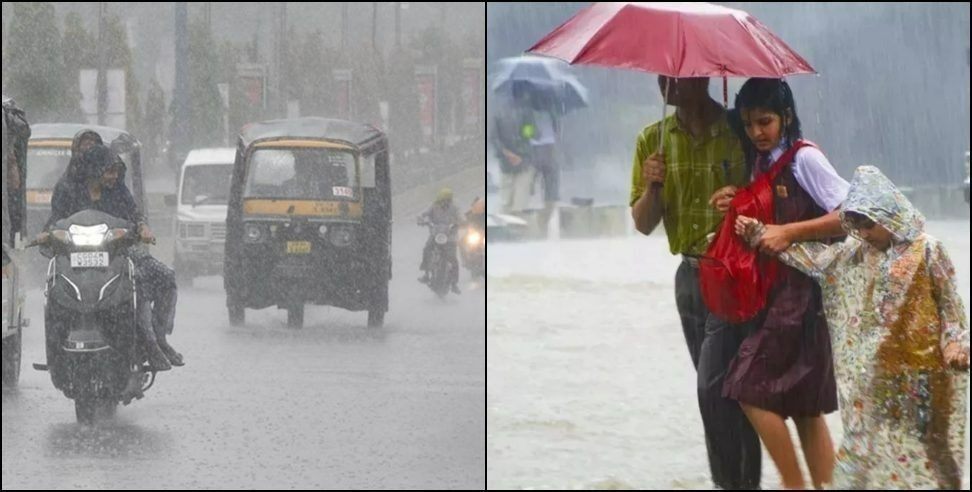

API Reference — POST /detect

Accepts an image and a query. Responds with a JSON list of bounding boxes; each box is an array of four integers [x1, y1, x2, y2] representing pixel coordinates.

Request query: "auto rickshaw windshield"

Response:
[[27, 143, 135, 190], [244, 147, 358, 200]]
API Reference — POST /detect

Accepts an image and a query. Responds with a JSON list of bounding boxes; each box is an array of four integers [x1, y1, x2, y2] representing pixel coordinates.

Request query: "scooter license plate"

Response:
[[70, 252, 109, 268], [286, 241, 312, 254]]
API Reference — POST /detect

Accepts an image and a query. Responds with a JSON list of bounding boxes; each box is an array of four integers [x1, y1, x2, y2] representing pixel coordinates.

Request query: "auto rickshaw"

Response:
[[224, 117, 392, 329], [2, 95, 31, 387]]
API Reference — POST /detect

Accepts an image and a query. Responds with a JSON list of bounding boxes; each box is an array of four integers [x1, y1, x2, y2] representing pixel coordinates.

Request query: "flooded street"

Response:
[[487, 220, 971, 490]]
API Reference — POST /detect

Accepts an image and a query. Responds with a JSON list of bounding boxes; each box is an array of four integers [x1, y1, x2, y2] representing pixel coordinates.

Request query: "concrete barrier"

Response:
[[513, 204, 631, 240], [491, 184, 969, 244]]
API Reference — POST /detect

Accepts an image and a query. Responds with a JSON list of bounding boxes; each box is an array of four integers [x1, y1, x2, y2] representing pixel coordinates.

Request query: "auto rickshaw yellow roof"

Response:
[[239, 117, 384, 151], [29, 123, 137, 146]]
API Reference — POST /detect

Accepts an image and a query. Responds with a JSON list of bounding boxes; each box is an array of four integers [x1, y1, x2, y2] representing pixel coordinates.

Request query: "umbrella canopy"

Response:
[[527, 2, 816, 78], [526, 2, 816, 163], [491, 55, 589, 112]]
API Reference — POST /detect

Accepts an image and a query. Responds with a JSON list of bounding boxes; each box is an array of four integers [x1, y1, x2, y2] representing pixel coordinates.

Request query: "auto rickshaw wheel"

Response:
[[367, 310, 384, 328], [228, 304, 245, 327], [1, 326, 22, 387], [368, 281, 388, 328], [287, 304, 304, 329]]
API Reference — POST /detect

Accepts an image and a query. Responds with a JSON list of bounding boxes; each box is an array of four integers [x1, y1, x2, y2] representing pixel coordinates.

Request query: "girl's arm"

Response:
[[738, 216, 844, 282], [755, 211, 845, 255], [782, 210, 845, 242], [756, 147, 850, 254]]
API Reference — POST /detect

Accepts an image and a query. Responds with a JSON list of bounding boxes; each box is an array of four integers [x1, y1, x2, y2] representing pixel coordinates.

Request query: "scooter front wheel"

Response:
[[75, 398, 118, 424]]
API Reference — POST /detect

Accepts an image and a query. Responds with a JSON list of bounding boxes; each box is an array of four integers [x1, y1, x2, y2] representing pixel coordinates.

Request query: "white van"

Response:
[[167, 148, 235, 286]]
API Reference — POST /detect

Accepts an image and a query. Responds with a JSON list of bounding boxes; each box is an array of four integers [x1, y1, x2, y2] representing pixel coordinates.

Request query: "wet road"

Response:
[[2, 181, 486, 489]]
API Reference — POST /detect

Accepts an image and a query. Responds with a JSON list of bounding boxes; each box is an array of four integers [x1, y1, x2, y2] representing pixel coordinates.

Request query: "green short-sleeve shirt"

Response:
[[630, 113, 748, 256]]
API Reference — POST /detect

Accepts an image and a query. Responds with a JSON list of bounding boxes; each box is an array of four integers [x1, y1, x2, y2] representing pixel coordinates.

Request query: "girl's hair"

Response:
[[731, 78, 803, 167]]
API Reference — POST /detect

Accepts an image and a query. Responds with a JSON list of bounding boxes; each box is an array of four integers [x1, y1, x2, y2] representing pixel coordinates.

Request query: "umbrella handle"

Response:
[[722, 75, 729, 184], [655, 77, 669, 190], [723, 76, 728, 109], [659, 77, 670, 157]]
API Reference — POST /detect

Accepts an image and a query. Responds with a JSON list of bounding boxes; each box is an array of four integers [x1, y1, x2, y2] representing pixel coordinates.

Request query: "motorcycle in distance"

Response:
[[32, 209, 162, 424], [419, 218, 459, 299]]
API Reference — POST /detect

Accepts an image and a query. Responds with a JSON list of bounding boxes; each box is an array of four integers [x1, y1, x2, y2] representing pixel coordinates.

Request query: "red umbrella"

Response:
[[527, 2, 816, 154]]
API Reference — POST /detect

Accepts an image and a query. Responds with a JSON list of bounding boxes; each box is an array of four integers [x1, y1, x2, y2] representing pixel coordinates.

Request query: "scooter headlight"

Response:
[[466, 230, 483, 247], [68, 224, 109, 247]]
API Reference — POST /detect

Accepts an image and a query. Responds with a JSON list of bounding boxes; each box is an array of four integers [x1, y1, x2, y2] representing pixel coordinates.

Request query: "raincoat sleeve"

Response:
[[45, 181, 73, 231], [119, 184, 147, 226], [928, 240, 970, 353], [777, 240, 846, 283]]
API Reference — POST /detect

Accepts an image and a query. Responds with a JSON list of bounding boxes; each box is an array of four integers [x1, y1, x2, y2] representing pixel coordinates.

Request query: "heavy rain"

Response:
[[3, 2, 971, 490], [487, 2, 969, 491], [3, 2, 485, 489]]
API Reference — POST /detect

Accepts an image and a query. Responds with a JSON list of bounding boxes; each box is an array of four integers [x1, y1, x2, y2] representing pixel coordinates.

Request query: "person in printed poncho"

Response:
[[737, 165, 970, 489]]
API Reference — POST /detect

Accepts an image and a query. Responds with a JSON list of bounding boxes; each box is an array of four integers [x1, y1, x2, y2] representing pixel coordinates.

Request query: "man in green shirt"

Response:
[[630, 76, 760, 489]]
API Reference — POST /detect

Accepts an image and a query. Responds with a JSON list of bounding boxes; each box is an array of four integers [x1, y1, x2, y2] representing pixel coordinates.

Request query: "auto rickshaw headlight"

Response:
[[244, 223, 267, 243], [328, 226, 353, 247]]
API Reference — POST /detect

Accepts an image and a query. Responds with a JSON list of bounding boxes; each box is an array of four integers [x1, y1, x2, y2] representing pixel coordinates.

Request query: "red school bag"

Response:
[[699, 140, 815, 323]]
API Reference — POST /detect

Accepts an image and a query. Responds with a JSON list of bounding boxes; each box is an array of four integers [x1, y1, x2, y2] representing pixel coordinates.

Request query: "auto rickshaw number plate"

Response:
[[286, 241, 312, 254], [70, 252, 109, 268]]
